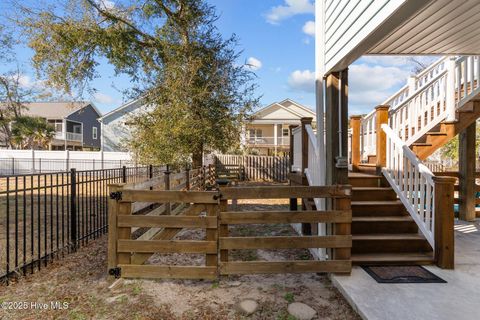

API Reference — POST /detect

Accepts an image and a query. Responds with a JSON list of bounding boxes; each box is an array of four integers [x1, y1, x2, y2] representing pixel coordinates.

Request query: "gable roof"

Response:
[[98, 97, 145, 123], [19, 101, 101, 119], [251, 99, 316, 121]]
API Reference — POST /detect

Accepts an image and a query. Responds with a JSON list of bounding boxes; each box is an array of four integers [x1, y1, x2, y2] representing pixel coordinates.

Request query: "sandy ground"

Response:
[[0, 199, 359, 320]]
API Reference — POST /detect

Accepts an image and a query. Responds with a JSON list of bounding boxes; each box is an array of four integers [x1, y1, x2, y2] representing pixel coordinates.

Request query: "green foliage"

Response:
[[283, 292, 295, 304], [20, 0, 259, 165], [440, 122, 480, 162], [11, 116, 56, 149]]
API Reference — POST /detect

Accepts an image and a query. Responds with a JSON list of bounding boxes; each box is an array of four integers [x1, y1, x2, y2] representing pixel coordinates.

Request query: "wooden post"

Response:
[[375, 105, 390, 174], [301, 118, 313, 174], [107, 183, 124, 274], [433, 176, 456, 269], [350, 116, 362, 171], [333, 190, 352, 274], [325, 70, 349, 186], [205, 204, 218, 269], [185, 166, 191, 191], [117, 197, 132, 267], [219, 199, 228, 264], [164, 166, 171, 214], [459, 122, 476, 221]]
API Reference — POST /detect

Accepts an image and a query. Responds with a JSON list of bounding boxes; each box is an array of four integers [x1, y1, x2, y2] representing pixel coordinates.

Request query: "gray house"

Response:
[[98, 98, 149, 152], [22, 102, 102, 150]]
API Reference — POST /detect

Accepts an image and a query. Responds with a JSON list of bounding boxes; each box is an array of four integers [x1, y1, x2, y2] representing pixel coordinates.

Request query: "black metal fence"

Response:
[[0, 165, 163, 283]]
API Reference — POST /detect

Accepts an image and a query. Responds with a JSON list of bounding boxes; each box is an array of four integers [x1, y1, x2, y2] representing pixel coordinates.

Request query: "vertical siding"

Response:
[[66, 104, 102, 149], [322, 0, 406, 72]]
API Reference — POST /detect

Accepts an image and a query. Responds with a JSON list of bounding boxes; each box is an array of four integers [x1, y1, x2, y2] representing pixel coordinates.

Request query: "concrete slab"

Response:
[[332, 220, 480, 320]]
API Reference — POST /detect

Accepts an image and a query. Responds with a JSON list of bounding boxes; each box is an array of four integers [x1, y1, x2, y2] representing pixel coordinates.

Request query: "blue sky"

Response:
[[1, 0, 437, 115]]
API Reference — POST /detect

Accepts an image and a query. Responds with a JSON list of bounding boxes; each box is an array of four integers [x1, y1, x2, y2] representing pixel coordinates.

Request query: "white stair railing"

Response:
[[360, 110, 376, 162], [382, 124, 435, 248]]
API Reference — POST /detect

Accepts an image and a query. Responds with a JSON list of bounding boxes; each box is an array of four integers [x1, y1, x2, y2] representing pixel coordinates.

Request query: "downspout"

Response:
[[338, 70, 343, 159], [315, 0, 325, 187]]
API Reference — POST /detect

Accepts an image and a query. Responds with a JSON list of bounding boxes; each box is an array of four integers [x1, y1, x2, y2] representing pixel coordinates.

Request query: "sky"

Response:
[[0, 0, 438, 115]]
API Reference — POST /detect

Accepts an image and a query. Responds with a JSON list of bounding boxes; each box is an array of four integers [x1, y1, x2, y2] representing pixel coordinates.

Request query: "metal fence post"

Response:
[[11, 158, 15, 175], [70, 168, 77, 251], [185, 165, 190, 190], [122, 166, 127, 183], [149, 164, 153, 179]]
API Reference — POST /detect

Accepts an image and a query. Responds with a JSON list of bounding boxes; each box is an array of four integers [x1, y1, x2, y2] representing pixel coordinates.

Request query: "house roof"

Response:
[[250, 99, 316, 122], [98, 97, 146, 122], [18, 101, 101, 119]]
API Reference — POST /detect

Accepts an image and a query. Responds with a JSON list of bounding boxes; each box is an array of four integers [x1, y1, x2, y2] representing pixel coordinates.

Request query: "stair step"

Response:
[[352, 233, 432, 254], [352, 252, 434, 265], [426, 131, 447, 136], [412, 142, 432, 147], [352, 216, 418, 234], [352, 187, 397, 201], [349, 175, 383, 187], [351, 200, 406, 216]]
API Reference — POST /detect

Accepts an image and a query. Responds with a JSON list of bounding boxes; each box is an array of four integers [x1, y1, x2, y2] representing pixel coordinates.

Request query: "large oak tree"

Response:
[[19, 0, 258, 166]]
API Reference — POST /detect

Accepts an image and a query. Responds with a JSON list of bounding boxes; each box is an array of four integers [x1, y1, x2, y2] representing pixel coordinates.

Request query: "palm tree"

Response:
[[11, 116, 55, 149]]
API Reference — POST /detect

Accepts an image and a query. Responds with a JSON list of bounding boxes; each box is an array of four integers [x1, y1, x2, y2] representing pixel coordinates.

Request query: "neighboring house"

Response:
[[98, 98, 149, 152], [2, 102, 102, 151], [244, 99, 316, 156]]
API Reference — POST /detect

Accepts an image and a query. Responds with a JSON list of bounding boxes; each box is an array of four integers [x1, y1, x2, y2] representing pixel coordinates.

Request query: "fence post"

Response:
[[122, 166, 127, 183], [185, 166, 191, 190], [375, 105, 390, 174], [300, 117, 313, 174], [349, 116, 361, 171], [333, 188, 352, 274], [164, 165, 171, 214], [11, 158, 14, 175], [149, 164, 153, 179], [219, 199, 228, 264], [208, 164, 214, 185], [433, 176, 456, 269], [107, 183, 124, 275], [65, 150, 70, 171], [70, 168, 77, 251], [31, 149, 35, 173]]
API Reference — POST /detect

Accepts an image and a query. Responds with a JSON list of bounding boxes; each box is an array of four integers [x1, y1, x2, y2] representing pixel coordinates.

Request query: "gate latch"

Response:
[[109, 191, 123, 201], [109, 267, 121, 278]]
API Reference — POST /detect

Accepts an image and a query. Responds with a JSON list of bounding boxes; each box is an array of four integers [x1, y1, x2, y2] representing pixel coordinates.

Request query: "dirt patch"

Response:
[[0, 199, 359, 320]]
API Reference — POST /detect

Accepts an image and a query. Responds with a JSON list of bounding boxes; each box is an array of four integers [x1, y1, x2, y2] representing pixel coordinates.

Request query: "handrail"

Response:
[[382, 124, 435, 247]]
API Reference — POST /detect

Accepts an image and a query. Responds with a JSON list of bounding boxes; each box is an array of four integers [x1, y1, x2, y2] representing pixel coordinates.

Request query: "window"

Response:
[[92, 127, 98, 140], [282, 128, 289, 136]]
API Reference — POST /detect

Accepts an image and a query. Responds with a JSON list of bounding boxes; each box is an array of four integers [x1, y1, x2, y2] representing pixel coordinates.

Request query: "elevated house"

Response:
[[1, 102, 102, 150], [244, 99, 316, 156]]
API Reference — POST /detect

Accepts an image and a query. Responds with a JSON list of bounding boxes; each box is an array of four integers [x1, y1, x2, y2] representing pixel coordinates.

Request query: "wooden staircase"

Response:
[[412, 101, 480, 160], [348, 172, 435, 265]]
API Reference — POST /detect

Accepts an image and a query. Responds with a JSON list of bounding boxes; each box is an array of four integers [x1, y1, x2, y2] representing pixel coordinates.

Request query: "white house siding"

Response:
[[322, 0, 407, 72], [100, 99, 147, 152]]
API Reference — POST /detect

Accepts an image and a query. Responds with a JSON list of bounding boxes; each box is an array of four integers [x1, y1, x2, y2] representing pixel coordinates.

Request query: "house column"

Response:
[[459, 121, 476, 221], [274, 123, 278, 155], [325, 70, 349, 186]]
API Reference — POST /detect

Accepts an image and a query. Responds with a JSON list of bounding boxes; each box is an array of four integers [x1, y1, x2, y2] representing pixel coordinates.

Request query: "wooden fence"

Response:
[[214, 154, 290, 182], [108, 182, 352, 280]]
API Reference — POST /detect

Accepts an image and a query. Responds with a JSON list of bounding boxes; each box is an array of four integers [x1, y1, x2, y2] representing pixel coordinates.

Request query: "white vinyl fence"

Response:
[[0, 150, 134, 175]]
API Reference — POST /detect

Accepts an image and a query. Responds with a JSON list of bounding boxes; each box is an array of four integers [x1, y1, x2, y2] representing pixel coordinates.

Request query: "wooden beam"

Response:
[[219, 210, 352, 224], [350, 115, 362, 171], [375, 105, 390, 173], [121, 190, 219, 204], [433, 176, 456, 269], [117, 215, 217, 229], [117, 240, 217, 254], [119, 265, 217, 280], [220, 260, 351, 275], [219, 186, 350, 200], [219, 235, 352, 250], [459, 121, 476, 221]]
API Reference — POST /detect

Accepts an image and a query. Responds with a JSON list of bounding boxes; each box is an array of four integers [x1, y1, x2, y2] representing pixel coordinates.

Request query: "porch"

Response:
[[332, 219, 480, 320]]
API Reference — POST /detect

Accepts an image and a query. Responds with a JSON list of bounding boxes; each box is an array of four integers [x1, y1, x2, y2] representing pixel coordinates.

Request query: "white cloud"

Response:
[[266, 0, 314, 24], [288, 69, 315, 92], [93, 92, 115, 104], [97, 0, 115, 10], [245, 57, 263, 71], [302, 20, 315, 36]]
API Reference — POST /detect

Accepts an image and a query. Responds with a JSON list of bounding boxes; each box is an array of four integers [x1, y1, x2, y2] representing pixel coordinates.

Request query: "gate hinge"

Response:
[[109, 267, 121, 278], [213, 193, 222, 200], [109, 191, 122, 201]]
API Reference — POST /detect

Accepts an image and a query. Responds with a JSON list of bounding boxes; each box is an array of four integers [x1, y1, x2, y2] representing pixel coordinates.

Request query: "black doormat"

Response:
[[362, 265, 447, 283]]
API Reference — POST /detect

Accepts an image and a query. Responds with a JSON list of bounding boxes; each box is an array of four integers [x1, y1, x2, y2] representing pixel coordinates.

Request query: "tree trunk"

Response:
[[192, 144, 203, 168]]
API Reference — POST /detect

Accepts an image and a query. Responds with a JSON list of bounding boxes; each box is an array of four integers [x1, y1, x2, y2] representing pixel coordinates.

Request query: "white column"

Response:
[[274, 123, 278, 155], [446, 57, 457, 122]]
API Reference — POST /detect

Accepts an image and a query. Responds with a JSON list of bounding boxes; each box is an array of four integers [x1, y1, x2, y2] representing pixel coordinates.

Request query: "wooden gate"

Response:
[[108, 184, 351, 280], [218, 186, 352, 275]]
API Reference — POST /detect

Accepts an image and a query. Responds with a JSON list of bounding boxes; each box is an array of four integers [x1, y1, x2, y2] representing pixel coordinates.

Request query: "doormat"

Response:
[[362, 265, 447, 283]]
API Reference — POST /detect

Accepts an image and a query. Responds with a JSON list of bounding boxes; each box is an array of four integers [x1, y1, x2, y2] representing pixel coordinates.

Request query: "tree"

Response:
[[19, 0, 259, 166], [11, 116, 56, 149]]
